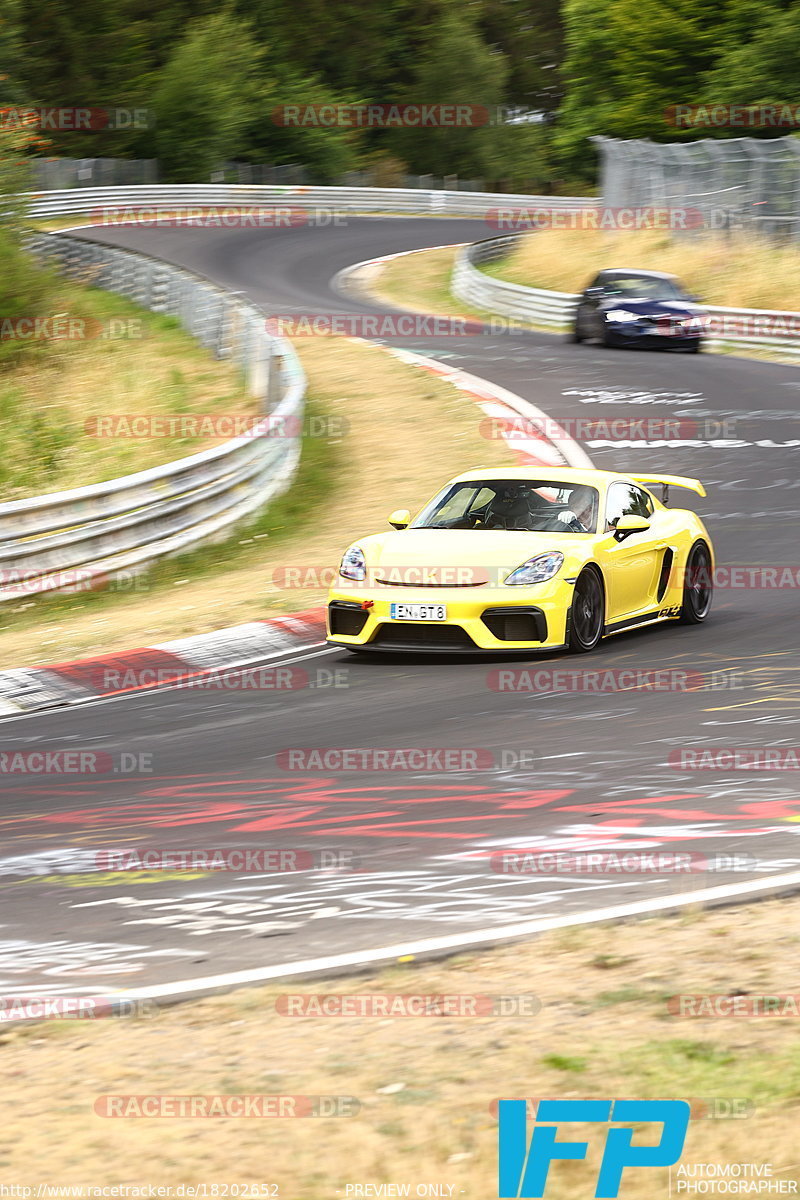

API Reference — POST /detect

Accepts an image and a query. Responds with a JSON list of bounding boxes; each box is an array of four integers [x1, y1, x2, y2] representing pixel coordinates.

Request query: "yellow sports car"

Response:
[[326, 466, 714, 654]]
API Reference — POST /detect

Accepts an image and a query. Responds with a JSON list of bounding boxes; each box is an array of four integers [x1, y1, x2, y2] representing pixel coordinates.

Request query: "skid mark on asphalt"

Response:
[[69, 872, 658, 931], [0, 937, 197, 984]]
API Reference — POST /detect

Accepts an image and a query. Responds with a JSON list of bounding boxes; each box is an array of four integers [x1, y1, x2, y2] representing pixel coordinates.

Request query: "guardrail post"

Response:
[[267, 344, 283, 410], [247, 314, 268, 401]]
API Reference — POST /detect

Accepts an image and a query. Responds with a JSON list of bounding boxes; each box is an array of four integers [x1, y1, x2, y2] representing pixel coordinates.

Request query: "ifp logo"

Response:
[[498, 1098, 690, 1197]]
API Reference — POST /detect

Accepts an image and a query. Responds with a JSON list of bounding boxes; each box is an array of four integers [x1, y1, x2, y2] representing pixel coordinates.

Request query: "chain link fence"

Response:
[[32, 158, 160, 190], [31, 158, 497, 192], [32, 159, 310, 189], [594, 135, 800, 239]]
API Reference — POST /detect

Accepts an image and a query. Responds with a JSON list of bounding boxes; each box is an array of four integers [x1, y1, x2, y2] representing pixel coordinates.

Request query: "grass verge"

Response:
[[1, 893, 799, 1194], [0, 282, 251, 501], [369, 245, 522, 327], [479, 227, 800, 310]]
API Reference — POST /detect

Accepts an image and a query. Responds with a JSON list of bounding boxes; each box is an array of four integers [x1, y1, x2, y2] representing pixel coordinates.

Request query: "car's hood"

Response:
[[599, 297, 704, 318], [357, 528, 588, 584]]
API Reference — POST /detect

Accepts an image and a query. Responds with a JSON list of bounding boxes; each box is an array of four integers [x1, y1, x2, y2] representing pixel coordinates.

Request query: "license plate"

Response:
[[390, 603, 447, 621]]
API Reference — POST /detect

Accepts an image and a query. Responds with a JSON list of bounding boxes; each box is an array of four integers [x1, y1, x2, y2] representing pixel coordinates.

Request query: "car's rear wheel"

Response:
[[571, 320, 584, 344], [568, 568, 605, 652], [680, 541, 713, 623]]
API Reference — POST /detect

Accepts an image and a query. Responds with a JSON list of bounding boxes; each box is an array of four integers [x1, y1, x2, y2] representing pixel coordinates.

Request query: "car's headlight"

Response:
[[339, 545, 366, 581], [504, 551, 564, 586], [606, 309, 642, 323]]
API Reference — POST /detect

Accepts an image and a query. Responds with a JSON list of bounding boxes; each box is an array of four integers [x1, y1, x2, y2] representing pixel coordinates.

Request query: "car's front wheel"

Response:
[[568, 567, 605, 652], [680, 542, 713, 623]]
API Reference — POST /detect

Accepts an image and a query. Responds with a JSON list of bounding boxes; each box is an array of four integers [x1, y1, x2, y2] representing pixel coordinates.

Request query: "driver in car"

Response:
[[560, 485, 597, 533]]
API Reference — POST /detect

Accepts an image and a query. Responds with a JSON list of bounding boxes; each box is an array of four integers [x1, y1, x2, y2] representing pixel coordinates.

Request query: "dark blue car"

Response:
[[572, 268, 706, 352]]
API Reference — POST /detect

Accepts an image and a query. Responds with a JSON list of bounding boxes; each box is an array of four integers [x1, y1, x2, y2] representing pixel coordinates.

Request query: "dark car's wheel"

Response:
[[601, 328, 618, 348], [685, 339, 701, 353], [680, 541, 713, 623], [568, 567, 605, 652], [570, 325, 583, 343]]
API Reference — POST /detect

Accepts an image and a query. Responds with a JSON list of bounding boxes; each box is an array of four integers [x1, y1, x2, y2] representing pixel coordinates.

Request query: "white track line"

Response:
[[114, 868, 800, 1006]]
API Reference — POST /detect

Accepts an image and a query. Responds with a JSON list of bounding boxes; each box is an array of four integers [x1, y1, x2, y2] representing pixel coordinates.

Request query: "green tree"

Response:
[[0, 0, 27, 107], [707, 2, 800, 110], [0, 118, 58, 366], [479, 0, 564, 117], [241, 66, 362, 182], [553, 0, 620, 182], [555, 0, 732, 182], [480, 120, 556, 193], [608, 0, 728, 137], [154, 12, 263, 181], [18, 0, 165, 157], [388, 5, 509, 180], [233, 0, 422, 101]]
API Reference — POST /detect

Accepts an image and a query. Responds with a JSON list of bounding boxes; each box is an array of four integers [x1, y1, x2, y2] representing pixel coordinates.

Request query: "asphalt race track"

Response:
[[2, 217, 800, 999]]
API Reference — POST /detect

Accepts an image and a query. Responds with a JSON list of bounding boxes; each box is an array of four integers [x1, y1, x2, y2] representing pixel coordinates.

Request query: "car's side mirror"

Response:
[[584, 286, 603, 299], [388, 508, 411, 530], [614, 514, 651, 540]]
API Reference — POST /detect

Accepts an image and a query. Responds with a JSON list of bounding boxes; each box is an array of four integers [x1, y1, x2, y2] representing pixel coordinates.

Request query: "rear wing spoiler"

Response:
[[629, 474, 706, 502]]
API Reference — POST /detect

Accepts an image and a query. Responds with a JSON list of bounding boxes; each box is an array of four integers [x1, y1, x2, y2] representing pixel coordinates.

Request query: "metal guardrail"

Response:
[[452, 234, 800, 357], [26, 183, 594, 220], [453, 234, 575, 328], [0, 232, 305, 603]]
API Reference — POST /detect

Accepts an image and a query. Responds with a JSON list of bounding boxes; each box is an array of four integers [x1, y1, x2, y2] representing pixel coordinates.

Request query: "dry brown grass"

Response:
[[1, 894, 799, 1194], [0, 335, 512, 667], [370, 246, 474, 317], [0, 284, 250, 501], [488, 227, 800, 309]]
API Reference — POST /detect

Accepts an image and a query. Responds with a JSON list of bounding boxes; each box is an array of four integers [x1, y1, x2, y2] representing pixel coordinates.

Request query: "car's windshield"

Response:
[[602, 275, 685, 301], [412, 479, 600, 533]]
